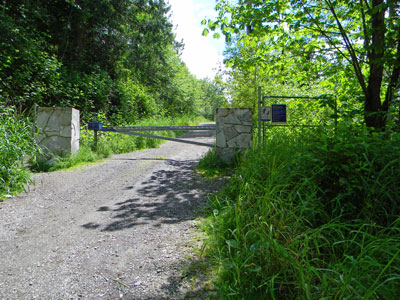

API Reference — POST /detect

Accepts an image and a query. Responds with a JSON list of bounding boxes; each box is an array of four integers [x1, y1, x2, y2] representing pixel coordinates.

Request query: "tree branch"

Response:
[[302, 9, 353, 64], [363, 0, 371, 10], [360, 0, 370, 58], [325, 0, 368, 95]]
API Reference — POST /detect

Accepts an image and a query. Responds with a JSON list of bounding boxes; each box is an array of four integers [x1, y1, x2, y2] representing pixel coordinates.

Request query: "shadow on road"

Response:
[[82, 158, 217, 232]]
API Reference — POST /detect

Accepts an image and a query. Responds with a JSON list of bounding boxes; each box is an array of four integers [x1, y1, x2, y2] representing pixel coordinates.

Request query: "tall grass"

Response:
[[201, 127, 400, 299], [0, 106, 38, 199]]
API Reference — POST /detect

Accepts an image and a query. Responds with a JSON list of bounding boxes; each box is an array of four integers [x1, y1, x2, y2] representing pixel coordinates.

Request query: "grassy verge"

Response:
[[0, 106, 38, 200], [32, 115, 209, 172], [198, 127, 400, 299], [196, 148, 235, 178]]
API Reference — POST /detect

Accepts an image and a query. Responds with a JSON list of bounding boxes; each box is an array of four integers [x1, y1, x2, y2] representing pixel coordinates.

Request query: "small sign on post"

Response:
[[261, 106, 271, 121], [272, 104, 287, 123]]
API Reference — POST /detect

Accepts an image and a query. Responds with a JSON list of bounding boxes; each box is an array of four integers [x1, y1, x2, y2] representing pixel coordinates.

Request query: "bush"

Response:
[[295, 127, 400, 226]]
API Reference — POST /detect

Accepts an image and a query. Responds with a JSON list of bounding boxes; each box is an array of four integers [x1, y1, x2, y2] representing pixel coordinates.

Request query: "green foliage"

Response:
[[52, 67, 114, 118], [0, 106, 38, 198], [32, 145, 102, 172], [0, 9, 62, 111], [116, 78, 158, 123], [202, 129, 400, 299], [0, 0, 225, 123], [206, 0, 400, 131], [198, 77, 227, 120], [297, 127, 400, 226]]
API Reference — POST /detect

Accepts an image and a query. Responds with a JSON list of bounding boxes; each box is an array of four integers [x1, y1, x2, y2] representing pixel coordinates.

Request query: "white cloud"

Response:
[[168, 0, 226, 79]]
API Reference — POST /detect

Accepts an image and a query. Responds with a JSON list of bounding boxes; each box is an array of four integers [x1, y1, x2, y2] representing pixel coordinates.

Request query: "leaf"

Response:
[[213, 32, 221, 39], [367, 3, 388, 16]]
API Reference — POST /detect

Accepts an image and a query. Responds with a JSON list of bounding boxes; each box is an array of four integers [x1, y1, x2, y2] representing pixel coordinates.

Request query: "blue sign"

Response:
[[272, 105, 286, 123], [88, 121, 103, 131]]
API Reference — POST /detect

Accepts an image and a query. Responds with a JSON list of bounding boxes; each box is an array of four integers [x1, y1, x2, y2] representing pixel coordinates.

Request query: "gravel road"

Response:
[[0, 127, 218, 300]]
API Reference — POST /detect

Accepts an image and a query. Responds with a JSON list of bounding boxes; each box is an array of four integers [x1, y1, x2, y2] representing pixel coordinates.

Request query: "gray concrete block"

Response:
[[36, 107, 80, 157]]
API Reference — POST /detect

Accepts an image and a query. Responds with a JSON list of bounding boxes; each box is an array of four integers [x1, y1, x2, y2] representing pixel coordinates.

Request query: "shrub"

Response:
[[295, 128, 400, 226]]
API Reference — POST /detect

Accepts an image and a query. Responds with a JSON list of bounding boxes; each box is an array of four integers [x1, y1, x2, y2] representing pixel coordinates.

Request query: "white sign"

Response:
[[261, 106, 271, 121]]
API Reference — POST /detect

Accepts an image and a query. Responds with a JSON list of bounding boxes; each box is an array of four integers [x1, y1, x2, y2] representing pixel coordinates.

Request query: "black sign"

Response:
[[272, 105, 286, 123]]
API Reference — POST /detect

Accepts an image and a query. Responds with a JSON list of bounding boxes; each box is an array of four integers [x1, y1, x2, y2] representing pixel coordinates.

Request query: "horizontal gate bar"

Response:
[[121, 131, 215, 147], [104, 125, 216, 132], [264, 124, 321, 127]]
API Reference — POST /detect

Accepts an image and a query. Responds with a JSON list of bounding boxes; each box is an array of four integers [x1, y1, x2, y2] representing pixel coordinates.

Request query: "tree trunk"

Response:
[[364, 0, 386, 130]]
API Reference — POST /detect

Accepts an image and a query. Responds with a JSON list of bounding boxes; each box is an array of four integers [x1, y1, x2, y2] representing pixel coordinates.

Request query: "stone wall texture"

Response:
[[216, 108, 253, 163], [36, 107, 80, 156]]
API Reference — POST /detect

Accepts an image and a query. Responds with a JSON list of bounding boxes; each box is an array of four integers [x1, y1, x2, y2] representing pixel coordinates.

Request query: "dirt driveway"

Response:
[[0, 127, 217, 299]]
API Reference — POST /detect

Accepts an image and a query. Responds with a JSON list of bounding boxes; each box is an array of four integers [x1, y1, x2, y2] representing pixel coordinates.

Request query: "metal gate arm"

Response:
[[123, 131, 215, 147]]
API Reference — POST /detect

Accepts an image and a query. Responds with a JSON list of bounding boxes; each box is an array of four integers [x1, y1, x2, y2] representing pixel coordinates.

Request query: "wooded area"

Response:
[[0, 0, 226, 122]]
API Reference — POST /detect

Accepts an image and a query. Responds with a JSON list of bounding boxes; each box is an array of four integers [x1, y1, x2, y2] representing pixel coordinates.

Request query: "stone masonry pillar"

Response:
[[216, 108, 253, 163], [36, 107, 80, 156]]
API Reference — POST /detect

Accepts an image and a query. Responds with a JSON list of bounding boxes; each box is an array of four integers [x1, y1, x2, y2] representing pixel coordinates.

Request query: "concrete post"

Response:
[[36, 107, 80, 157], [216, 108, 253, 163]]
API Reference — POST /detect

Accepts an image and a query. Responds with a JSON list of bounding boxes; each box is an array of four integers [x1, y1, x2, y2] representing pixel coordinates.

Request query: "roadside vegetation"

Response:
[[198, 127, 400, 299], [196, 1, 400, 297], [0, 106, 38, 199]]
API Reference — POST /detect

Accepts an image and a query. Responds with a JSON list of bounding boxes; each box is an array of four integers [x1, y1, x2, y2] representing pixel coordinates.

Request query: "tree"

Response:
[[205, 0, 400, 131], [0, 0, 180, 118], [198, 77, 227, 120], [1, 0, 223, 122]]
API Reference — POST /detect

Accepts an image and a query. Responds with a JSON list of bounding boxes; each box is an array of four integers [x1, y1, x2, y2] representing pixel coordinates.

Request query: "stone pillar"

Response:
[[216, 108, 253, 163], [36, 107, 80, 156]]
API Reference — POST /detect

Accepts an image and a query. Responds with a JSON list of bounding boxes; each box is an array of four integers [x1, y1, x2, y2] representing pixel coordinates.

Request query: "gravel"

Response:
[[0, 127, 219, 300]]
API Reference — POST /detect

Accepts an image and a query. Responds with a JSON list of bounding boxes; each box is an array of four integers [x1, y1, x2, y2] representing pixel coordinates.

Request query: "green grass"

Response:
[[199, 127, 400, 299], [196, 148, 234, 178], [0, 106, 38, 200]]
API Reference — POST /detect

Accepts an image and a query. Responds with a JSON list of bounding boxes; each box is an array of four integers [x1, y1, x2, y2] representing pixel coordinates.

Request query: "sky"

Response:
[[168, 0, 226, 79]]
